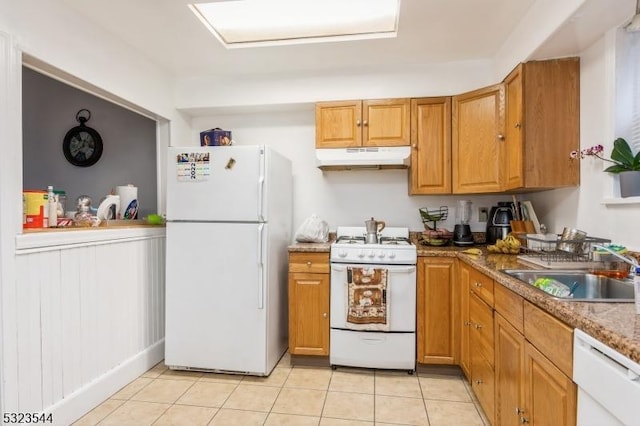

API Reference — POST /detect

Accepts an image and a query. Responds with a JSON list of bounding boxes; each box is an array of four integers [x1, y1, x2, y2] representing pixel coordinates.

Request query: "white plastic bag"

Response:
[[294, 214, 329, 243]]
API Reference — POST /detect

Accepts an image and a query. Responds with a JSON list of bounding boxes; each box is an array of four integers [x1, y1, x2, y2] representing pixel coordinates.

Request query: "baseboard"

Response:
[[45, 339, 164, 426], [416, 363, 463, 377]]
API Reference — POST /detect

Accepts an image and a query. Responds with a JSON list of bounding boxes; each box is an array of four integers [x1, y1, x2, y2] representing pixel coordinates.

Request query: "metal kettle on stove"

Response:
[[365, 217, 386, 244]]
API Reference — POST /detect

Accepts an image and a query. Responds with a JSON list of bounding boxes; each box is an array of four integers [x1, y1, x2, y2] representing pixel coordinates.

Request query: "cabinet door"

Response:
[[452, 84, 505, 193], [288, 272, 330, 355], [459, 262, 471, 379], [409, 97, 452, 194], [417, 257, 458, 364], [504, 64, 524, 190], [363, 98, 410, 147], [521, 58, 580, 189], [523, 341, 577, 426], [495, 313, 525, 426], [315, 100, 362, 148]]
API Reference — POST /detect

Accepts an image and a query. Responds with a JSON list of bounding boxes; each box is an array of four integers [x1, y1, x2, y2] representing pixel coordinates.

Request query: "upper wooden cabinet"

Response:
[[315, 99, 410, 148], [409, 97, 452, 194], [507, 59, 580, 190], [452, 84, 505, 194], [452, 58, 580, 194]]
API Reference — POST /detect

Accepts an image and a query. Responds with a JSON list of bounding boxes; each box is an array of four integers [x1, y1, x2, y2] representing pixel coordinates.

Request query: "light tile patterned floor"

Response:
[[74, 354, 489, 425]]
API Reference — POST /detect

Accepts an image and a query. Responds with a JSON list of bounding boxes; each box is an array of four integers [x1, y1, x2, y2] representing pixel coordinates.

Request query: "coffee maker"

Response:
[[486, 202, 514, 244], [453, 200, 474, 246], [365, 217, 386, 244]]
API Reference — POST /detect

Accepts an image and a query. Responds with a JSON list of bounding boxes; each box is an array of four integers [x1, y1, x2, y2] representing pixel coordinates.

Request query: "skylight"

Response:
[[189, 0, 400, 48]]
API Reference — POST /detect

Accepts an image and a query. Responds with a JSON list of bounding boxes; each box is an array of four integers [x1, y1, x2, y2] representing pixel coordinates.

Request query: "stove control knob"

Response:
[[388, 251, 396, 259], [378, 251, 386, 259], [367, 251, 375, 259], [338, 250, 347, 258], [358, 250, 365, 258]]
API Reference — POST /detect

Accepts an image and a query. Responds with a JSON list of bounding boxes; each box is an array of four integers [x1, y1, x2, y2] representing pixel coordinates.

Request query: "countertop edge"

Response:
[[16, 226, 166, 251]]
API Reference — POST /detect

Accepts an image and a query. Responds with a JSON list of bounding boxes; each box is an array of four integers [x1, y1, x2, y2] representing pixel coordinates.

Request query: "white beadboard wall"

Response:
[[6, 230, 165, 425]]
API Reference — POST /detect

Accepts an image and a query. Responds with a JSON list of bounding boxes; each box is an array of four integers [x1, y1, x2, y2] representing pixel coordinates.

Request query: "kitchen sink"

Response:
[[500, 269, 635, 302]]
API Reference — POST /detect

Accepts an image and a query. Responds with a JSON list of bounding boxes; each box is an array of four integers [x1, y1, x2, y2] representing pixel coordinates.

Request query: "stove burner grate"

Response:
[[335, 236, 366, 244], [379, 237, 411, 245]]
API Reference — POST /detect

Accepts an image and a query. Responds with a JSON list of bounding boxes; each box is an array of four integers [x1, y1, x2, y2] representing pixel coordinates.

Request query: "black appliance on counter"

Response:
[[486, 202, 514, 244]]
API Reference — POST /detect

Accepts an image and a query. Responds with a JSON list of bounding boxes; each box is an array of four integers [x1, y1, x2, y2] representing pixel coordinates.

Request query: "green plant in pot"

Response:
[[571, 138, 640, 197]]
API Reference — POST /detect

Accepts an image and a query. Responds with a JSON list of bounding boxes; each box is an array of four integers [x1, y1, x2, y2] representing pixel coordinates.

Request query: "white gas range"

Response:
[[329, 226, 417, 372], [330, 226, 417, 265]]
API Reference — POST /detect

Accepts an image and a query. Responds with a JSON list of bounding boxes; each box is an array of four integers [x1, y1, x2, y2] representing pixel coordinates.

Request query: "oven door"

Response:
[[330, 263, 416, 332]]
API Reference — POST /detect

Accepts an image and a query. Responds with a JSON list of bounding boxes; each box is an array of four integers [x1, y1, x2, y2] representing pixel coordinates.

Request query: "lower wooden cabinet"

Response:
[[494, 288, 577, 426], [460, 263, 577, 425], [523, 341, 577, 426], [459, 262, 471, 378], [469, 291, 495, 424], [417, 257, 458, 364], [495, 312, 526, 426], [288, 253, 330, 356]]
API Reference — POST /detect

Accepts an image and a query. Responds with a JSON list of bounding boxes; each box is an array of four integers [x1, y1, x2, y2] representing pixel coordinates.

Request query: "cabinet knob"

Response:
[[497, 133, 505, 140], [520, 417, 529, 424], [475, 379, 483, 385], [474, 282, 482, 288], [356, 119, 361, 127], [515, 122, 522, 129], [363, 120, 368, 127], [464, 321, 470, 327], [306, 261, 312, 267], [412, 144, 417, 149], [323, 313, 328, 318], [473, 323, 483, 329]]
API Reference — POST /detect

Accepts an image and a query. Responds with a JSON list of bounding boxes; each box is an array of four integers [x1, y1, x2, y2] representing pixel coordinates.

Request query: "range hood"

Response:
[[316, 146, 411, 170]]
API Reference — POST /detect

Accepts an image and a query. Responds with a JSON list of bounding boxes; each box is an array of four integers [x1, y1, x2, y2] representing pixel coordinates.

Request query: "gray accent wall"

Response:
[[22, 67, 157, 218]]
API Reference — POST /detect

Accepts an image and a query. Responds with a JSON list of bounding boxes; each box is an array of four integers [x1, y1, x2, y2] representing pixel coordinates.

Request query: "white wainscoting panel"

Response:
[[7, 230, 165, 423]]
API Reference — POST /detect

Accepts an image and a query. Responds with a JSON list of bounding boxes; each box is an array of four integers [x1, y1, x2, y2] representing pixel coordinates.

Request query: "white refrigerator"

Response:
[[165, 145, 292, 376]]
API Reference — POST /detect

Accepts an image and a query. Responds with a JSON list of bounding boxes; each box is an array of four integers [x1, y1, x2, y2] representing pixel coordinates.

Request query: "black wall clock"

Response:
[[63, 109, 103, 167]]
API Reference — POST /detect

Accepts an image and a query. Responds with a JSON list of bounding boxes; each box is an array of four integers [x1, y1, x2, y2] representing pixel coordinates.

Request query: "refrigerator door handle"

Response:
[[257, 175, 265, 221], [257, 149, 265, 221], [257, 223, 265, 309]]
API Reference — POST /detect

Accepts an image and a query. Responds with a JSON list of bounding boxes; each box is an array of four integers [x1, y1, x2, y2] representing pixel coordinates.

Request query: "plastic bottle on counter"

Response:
[[634, 266, 640, 314], [532, 277, 572, 298], [47, 185, 57, 228]]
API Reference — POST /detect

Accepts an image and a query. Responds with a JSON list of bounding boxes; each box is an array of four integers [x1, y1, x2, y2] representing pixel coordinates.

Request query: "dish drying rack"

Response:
[[519, 234, 612, 269]]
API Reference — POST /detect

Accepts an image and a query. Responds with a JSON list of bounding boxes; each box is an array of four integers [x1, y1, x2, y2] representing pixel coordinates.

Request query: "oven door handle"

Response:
[[331, 265, 415, 273]]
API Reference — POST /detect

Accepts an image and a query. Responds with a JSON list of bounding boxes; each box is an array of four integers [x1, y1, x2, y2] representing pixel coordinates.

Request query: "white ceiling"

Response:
[[61, 0, 636, 80]]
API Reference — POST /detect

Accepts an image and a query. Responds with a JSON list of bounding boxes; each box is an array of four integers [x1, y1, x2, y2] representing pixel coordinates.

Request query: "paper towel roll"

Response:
[[116, 185, 138, 219]]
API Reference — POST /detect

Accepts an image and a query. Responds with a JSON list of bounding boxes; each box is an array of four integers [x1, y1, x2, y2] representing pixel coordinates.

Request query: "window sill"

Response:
[[601, 196, 640, 205]]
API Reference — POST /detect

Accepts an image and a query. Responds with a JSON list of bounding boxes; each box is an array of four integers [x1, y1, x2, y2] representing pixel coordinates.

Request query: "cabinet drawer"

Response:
[[494, 283, 524, 334], [471, 353, 495, 424], [469, 292, 494, 366], [470, 268, 494, 306], [524, 301, 573, 378], [289, 252, 330, 274]]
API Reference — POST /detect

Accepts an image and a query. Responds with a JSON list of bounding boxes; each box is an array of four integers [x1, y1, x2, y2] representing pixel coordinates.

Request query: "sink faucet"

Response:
[[592, 244, 639, 276]]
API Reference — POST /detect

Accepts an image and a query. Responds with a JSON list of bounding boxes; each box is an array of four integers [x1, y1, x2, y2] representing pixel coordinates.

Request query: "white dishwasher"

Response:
[[573, 329, 640, 426]]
